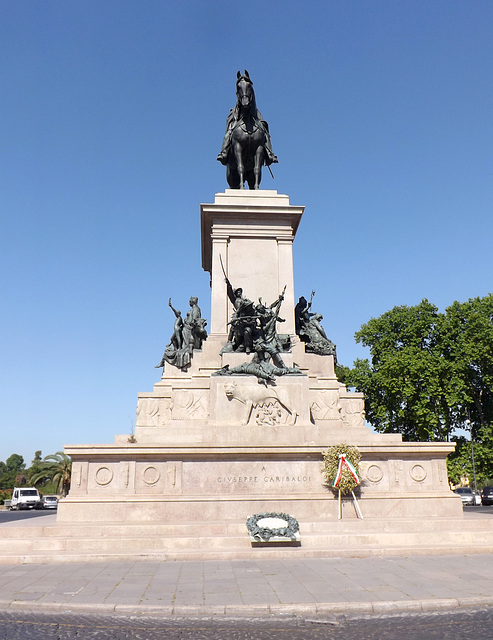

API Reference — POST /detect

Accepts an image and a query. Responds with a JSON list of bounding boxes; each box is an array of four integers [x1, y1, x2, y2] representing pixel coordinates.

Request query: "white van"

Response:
[[10, 487, 41, 510]]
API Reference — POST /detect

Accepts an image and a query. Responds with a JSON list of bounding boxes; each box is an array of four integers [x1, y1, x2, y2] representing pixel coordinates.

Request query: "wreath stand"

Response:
[[323, 447, 364, 520], [338, 489, 363, 520]]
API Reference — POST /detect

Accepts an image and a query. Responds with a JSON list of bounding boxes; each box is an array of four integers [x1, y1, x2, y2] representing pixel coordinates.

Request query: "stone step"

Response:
[[1, 516, 493, 563], [2, 515, 492, 539], [3, 540, 493, 565]]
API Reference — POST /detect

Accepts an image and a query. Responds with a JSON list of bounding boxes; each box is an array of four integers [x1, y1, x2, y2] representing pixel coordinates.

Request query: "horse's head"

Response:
[[236, 70, 256, 114]]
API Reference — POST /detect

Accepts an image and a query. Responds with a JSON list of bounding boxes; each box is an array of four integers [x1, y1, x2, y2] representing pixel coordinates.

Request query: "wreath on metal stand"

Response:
[[322, 443, 363, 519]]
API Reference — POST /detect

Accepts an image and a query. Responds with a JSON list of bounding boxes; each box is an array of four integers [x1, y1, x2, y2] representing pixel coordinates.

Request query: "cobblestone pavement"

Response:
[[0, 608, 492, 639]]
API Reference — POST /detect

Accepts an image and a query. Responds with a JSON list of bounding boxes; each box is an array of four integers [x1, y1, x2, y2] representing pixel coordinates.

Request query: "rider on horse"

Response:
[[217, 70, 278, 167]]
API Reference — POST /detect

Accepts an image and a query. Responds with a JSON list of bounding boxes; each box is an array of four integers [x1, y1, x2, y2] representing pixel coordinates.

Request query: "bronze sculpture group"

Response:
[[155, 71, 336, 380], [295, 292, 337, 359], [155, 297, 207, 371], [214, 277, 302, 384], [154, 287, 335, 386]]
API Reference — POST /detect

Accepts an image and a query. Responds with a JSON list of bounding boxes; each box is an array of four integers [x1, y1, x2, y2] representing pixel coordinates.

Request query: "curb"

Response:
[[1, 596, 493, 618]]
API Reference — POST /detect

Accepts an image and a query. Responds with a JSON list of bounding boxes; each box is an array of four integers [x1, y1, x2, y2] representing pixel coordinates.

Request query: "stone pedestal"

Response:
[[201, 189, 303, 337], [58, 190, 463, 556]]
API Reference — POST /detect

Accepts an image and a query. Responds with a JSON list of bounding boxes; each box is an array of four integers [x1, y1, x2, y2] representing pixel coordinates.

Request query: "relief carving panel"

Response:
[[340, 397, 365, 427], [134, 461, 182, 493], [171, 390, 208, 420], [409, 464, 427, 483], [223, 382, 297, 426], [95, 466, 113, 486], [310, 389, 343, 421], [366, 464, 384, 484], [136, 398, 171, 427]]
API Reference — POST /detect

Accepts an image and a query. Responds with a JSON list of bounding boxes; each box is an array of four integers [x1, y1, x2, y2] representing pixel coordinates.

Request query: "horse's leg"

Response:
[[253, 145, 264, 189], [245, 171, 255, 190], [226, 164, 240, 189], [232, 141, 245, 189]]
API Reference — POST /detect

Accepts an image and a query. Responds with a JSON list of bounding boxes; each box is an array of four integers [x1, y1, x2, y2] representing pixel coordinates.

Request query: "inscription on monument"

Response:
[[217, 475, 311, 484], [184, 461, 320, 495]]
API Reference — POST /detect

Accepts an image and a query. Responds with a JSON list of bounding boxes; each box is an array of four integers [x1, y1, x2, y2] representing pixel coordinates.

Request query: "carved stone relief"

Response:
[[121, 462, 129, 488], [341, 397, 366, 427], [95, 466, 113, 486], [133, 462, 182, 492], [223, 382, 297, 426], [136, 398, 171, 427], [434, 460, 445, 485], [310, 390, 342, 421], [410, 464, 427, 483], [74, 463, 82, 488], [393, 459, 403, 486], [166, 462, 181, 488], [171, 390, 208, 420], [251, 401, 291, 426], [142, 465, 161, 486], [366, 464, 384, 484]]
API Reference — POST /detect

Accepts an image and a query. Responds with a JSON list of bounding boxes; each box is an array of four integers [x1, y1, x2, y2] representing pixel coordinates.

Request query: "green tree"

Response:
[[346, 295, 493, 444], [0, 461, 8, 490], [335, 363, 351, 385], [440, 295, 493, 438], [30, 452, 72, 496], [346, 300, 453, 441], [0, 454, 26, 489], [27, 451, 43, 484], [5, 454, 25, 473], [447, 428, 493, 489], [446, 437, 476, 486]]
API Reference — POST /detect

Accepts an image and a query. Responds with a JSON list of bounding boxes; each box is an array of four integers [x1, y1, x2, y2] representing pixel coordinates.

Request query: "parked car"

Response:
[[454, 487, 475, 506], [481, 487, 493, 506], [10, 487, 42, 510], [474, 491, 482, 505], [42, 495, 59, 509]]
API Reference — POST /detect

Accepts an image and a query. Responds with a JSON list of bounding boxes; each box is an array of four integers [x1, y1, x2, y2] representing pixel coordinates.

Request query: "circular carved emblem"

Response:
[[410, 464, 427, 482], [143, 466, 160, 485], [95, 466, 113, 486], [366, 464, 384, 483]]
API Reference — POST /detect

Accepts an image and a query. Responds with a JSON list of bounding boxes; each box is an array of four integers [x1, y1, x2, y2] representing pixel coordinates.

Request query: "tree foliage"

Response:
[[346, 294, 493, 483], [346, 296, 493, 442], [6, 454, 25, 472], [0, 454, 26, 490], [30, 452, 72, 496], [0, 450, 72, 499]]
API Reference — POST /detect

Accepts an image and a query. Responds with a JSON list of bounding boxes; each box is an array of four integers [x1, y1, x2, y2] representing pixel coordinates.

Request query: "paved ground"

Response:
[[0, 554, 492, 619], [1, 509, 493, 619]]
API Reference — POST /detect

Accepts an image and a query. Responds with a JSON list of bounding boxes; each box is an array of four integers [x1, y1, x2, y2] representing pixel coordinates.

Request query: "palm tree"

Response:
[[31, 452, 72, 496]]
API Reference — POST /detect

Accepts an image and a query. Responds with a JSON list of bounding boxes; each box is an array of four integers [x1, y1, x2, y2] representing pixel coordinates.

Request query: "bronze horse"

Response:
[[217, 70, 277, 190]]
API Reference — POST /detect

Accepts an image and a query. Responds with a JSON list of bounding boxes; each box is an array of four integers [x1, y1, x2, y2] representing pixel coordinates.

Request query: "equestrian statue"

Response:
[[217, 70, 278, 190]]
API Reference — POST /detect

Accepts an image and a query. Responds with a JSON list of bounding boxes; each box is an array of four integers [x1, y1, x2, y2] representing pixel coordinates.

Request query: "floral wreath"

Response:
[[246, 512, 300, 541], [322, 443, 361, 494]]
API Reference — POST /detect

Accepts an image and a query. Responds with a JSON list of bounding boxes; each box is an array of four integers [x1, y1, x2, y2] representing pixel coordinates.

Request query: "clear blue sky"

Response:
[[1, 1, 492, 466]]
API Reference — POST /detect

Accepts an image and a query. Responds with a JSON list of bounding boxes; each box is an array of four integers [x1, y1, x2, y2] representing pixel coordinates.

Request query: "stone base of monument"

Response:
[[3, 514, 493, 564], [46, 348, 473, 562], [14, 189, 485, 565], [3, 346, 492, 563], [58, 348, 462, 526]]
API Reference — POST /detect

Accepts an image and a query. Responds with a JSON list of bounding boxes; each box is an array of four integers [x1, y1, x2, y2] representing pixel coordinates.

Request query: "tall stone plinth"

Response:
[[201, 189, 303, 341], [57, 190, 466, 559]]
